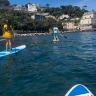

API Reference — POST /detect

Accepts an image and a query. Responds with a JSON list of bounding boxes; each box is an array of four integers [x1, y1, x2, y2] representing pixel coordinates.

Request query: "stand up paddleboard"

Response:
[[65, 84, 94, 96], [0, 45, 26, 58], [53, 39, 59, 42]]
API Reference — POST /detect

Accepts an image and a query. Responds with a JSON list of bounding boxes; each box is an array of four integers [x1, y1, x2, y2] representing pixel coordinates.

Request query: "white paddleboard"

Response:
[[53, 39, 59, 42], [0, 45, 26, 58], [65, 84, 94, 96]]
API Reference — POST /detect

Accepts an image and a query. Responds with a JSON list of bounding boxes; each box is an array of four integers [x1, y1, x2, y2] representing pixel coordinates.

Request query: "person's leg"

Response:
[[9, 38, 12, 50], [6, 39, 9, 51], [54, 35, 55, 39], [54, 33, 55, 39], [56, 33, 58, 39]]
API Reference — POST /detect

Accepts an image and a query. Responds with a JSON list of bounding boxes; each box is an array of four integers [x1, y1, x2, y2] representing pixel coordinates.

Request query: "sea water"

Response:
[[0, 32, 96, 96]]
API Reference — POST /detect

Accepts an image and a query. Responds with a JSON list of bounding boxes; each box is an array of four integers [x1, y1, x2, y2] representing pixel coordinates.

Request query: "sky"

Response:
[[8, 0, 96, 11]]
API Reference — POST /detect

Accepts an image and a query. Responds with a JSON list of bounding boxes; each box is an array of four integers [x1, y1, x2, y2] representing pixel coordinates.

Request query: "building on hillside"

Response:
[[37, 13, 49, 16], [62, 22, 79, 31], [71, 18, 80, 21], [37, 13, 56, 20], [31, 14, 46, 20], [80, 10, 96, 30], [28, 4, 41, 12], [45, 15, 56, 20], [13, 5, 22, 11], [58, 14, 69, 20]]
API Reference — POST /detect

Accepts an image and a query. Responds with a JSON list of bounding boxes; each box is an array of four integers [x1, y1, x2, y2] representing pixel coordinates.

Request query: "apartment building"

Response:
[[80, 10, 96, 30], [63, 22, 79, 31]]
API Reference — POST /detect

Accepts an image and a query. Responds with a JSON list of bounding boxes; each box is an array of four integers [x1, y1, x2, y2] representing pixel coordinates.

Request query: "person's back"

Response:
[[3, 20, 13, 39], [53, 27, 58, 34]]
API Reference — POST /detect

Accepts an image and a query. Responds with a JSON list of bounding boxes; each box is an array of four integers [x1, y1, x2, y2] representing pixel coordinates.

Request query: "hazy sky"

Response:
[[9, 0, 96, 11]]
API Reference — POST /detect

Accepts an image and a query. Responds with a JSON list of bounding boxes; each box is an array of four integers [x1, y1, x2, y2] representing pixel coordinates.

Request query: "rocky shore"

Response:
[[0, 33, 51, 38], [0, 30, 96, 38], [14, 32, 51, 36]]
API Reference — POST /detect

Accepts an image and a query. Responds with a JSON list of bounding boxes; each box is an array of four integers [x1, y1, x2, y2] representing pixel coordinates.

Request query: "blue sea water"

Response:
[[0, 32, 96, 96]]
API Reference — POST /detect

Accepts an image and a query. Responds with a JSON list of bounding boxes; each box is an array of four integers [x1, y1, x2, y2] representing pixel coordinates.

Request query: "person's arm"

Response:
[[3, 25, 6, 37], [4, 24, 9, 31]]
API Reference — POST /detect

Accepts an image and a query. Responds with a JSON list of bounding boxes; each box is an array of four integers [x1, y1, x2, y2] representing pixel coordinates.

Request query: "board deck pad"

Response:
[[53, 39, 59, 41], [65, 84, 94, 96], [0, 45, 26, 58]]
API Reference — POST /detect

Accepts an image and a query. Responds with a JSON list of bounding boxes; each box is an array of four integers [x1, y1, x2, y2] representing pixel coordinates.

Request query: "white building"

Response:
[[28, 4, 41, 12], [62, 22, 79, 31], [13, 5, 22, 11], [31, 14, 46, 20], [71, 18, 80, 21], [58, 14, 69, 20], [80, 10, 96, 30], [45, 15, 56, 20]]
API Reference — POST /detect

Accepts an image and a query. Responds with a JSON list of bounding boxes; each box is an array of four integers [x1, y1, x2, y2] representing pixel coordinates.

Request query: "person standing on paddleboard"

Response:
[[53, 27, 59, 40], [3, 19, 14, 51]]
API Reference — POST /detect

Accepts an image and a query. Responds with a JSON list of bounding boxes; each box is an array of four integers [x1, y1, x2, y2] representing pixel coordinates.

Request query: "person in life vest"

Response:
[[3, 19, 14, 51], [53, 27, 59, 40]]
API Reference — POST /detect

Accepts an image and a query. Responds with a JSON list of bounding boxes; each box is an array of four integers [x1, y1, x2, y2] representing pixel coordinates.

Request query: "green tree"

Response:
[[0, 0, 10, 6], [45, 3, 50, 8]]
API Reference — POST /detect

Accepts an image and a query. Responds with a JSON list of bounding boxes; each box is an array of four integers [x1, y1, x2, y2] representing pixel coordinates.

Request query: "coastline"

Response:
[[0, 30, 96, 38], [15, 30, 96, 36], [0, 33, 51, 38], [15, 32, 51, 36]]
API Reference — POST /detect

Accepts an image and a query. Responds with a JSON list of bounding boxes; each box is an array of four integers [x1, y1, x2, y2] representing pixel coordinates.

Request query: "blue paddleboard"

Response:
[[0, 45, 26, 58], [65, 84, 94, 96]]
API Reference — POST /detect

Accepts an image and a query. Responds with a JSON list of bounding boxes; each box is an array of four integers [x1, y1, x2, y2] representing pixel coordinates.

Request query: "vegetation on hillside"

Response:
[[0, 0, 88, 35], [43, 5, 87, 18], [0, 0, 10, 6]]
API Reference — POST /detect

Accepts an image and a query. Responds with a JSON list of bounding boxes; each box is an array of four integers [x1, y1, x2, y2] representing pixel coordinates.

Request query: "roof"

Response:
[[83, 10, 96, 16]]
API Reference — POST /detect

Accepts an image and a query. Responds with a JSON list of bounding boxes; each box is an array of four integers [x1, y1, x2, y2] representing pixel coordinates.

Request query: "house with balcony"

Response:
[[80, 10, 96, 31], [62, 22, 79, 31]]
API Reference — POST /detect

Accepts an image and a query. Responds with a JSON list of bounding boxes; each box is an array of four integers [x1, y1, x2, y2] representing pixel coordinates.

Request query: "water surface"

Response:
[[0, 32, 96, 96]]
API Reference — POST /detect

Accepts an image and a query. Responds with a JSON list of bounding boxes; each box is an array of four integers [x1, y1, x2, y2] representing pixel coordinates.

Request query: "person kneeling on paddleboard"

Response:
[[3, 19, 14, 51], [53, 27, 59, 40]]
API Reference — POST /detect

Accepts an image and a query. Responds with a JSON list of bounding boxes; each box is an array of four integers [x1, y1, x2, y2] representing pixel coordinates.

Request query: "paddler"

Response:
[[3, 19, 14, 51], [53, 27, 59, 40]]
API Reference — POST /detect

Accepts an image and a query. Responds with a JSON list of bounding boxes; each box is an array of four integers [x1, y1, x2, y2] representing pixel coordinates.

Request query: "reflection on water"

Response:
[[0, 32, 96, 95], [53, 45, 59, 54]]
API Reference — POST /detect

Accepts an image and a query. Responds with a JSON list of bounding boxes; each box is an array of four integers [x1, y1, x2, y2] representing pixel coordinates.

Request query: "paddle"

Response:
[[59, 34, 67, 38], [12, 32, 16, 54]]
